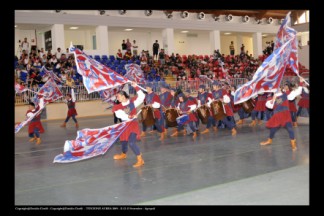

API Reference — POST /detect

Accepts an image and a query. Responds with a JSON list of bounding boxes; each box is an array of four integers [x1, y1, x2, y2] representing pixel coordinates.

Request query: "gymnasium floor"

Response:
[[15, 115, 309, 205]]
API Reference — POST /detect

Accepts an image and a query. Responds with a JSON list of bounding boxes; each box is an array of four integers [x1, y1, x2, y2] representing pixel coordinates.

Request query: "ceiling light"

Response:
[[262, 34, 268, 37], [181, 11, 189, 19], [145, 10, 152, 16], [69, 27, 79, 30], [197, 12, 205, 20], [214, 16, 220, 21], [181, 30, 189, 33], [99, 10, 105, 15], [224, 32, 231, 35], [124, 28, 133, 31], [15, 25, 17, 28], [119, 10, 126, 15]]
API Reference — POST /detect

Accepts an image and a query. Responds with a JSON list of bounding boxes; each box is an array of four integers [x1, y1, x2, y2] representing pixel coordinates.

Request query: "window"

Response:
[[294, 10, 309, 25]]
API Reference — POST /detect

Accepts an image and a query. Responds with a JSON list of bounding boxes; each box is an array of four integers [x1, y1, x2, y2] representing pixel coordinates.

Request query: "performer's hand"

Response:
[[131, 81, 137, 88]]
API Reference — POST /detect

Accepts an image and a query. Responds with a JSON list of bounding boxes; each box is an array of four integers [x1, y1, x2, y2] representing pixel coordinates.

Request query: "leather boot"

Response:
[[171, 131, 179, 137], [183, 129, 187, 135], [75, 123, 79, 128], [36, 137, 41, 145], [29, 135, 37, 142], [290, 139, 297, 151], [257, 119, 263, 125], [249, 120, 256, 127], [260, 138, 272, 145], [140, 131, 146, 137], [201, 128, 210, 134], [192, 132, 197, 139], [231, 128, 237, 136], [133, 154, 144, 168], [113, 152, 127, 160], [213, 126, 218, 132], [236, 119, 244, 125], [159, 132, 165, 141], [293, 122, 298, 127], [60, 122, 66, 127]]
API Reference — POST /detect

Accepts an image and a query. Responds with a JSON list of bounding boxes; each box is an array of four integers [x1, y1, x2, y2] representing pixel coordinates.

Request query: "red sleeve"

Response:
[[152, 94, 161, 104], [112, 104, 123, 112]]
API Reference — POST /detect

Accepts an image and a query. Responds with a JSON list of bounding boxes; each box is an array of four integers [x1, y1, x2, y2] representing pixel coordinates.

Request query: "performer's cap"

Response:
[[145, 82, 154, 89], [29, 102, 35, 107], [198, 85, 206, 90], [178, 93, 185, 98], [212, 81, 221, 86]]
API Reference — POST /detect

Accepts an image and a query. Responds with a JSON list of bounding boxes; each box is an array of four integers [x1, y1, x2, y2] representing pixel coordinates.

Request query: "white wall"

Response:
[[64, 29, 94, 51], [15, 29, 37, 55], [242, 36, 253, 56], [173, 32, 210, 56], [262, 36, 275, 50], [298, 45, 309, 69], [107, 31, 163, 56], [220, 35, 237, 55]]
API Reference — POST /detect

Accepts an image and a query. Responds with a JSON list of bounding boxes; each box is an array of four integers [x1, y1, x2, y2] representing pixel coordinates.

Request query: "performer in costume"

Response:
[[27, 98, 45, 145], [249, 93, 267, 126], [260, 85, 302, 151], [171, 93, 198, 139], [197, 85, 216, 134], [159, 83, 173, 135], [236, 79, 251, 125], [209, 81, 237, 136], [184, 89, 199, 134], [60, 88, 79, 128], [140, 83, 165, 140], [283, 82, 298, 127], [112, 82, 146, 167], [296, 79, 309, 118]]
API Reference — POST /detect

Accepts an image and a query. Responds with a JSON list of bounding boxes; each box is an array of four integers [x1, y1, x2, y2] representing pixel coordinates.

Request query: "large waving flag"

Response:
[[32, 78, 63, 105], [40, 66, 62, 83], [15, 98, 45, 134], [53, 119, 134, 163], [69, 45, 130, 93], [15, 107, 45, 134], [124, 63, 146, 84], [15, 82, 27, 94], [234, 12, 298, 104]]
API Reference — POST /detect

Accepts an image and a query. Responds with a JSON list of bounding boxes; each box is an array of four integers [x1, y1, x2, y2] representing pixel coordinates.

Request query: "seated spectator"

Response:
[[65, 76, 75, 88], [124, 50, 132, 60], [116, 49, 123, 60]]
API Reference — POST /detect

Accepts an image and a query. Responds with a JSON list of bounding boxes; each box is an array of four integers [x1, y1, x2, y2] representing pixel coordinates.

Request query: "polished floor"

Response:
[[15, 115, 309, 205]]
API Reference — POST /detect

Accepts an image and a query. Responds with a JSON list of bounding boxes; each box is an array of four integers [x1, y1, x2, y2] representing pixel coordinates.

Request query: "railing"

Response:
[[15, 76, 301, 105]]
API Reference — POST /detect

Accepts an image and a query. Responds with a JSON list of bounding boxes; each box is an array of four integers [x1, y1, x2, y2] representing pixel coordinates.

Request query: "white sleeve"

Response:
[[133, 89, 145, 108], [207, 98, 213, 107], [265, 100, 275, 109], [188, 104, 197, 111], [152, 101, 161, 109], [223, 94, 230, 103], [287, 86, 302, 100], [231, 91, 235, 97], [303, 87, 309, 94], [27, 112, 34, 118], [38, 97, 45, 109], [197, 100, 201, 108], [71, 88, 76, 102], [114, 110, 130, 121]]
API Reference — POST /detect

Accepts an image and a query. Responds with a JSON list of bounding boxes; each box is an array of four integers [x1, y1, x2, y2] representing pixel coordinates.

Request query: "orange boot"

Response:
[[257, 119, 263, 125], [236, 119, 244, 125], [36, 137, 41, 145], [171, 130, 179, 137], [200, 128, 210, 134], [183, 129, 187, 135], [60, 122, 66, 127], [192, 132, 197, 139], [75, 123, 79, 128], [133, 154, 144, 168], [113, 152, 127, 160], [293, 122, 298, 127], [249, 120, 256, 127], [140, 131, 146, 137], [213, 126, 218, 132], [231, 128, 237, 136], [260, 138, 272, 145], [159, 132, 165, 141], [29, 135, 37, 142], [290, 139, 297, 151]]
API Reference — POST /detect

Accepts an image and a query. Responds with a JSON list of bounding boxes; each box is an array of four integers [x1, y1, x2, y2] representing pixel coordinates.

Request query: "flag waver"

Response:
[[69, 45, 130, 93], [234, 12, 298, 104], [32, 78, 63, 105], [15, 82, 27, 94], [53, 120, 134, 163], [39, 66, 63, 83]]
